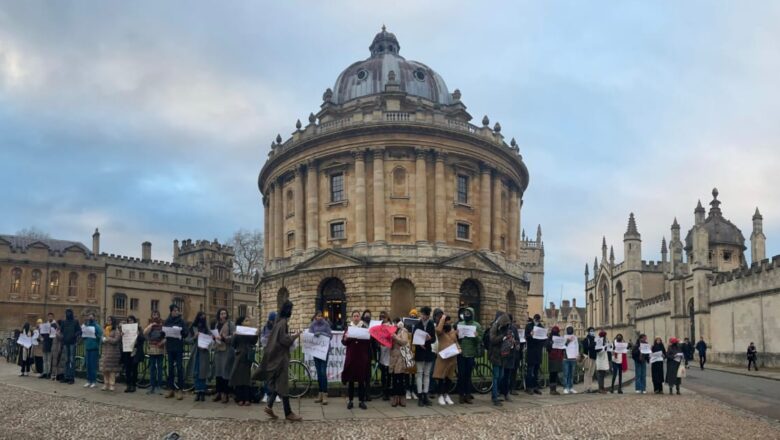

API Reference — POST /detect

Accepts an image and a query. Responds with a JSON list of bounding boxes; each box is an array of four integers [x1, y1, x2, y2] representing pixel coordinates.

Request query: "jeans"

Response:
[[149, 355, 163, 389], [86, 349, 99, 384], [525, 362, 540, 390], [500, 367, 518, 395], [415, 361, 432, 394], [167, 351, 184, 390], [611, 362, 622, 389], [635, 360, 647, 391], [194, 351, 206, 393], [457, 355, 475, 396], [314, 357, 328, 393], [699, 353, 706, 369], [64, 344, 76, 380], [491, 365, 504, 401], [563, 359, 577, 390]]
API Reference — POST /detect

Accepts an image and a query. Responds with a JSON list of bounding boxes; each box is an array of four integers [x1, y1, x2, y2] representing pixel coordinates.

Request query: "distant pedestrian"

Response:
[[695, 337, 707, 370], [121, 315, 145, 393], [595, 331, 610, 394], [582, 327, 598, 393], [341, 310, 372, 410], [308, 310, 332, 406], [631, 334, 649, 394], [546, 326, 564, 396], [524, 314, 545, 395], [17, 322, 33, 376], [650, 337, 666, 394], [747, 342, 758, 371], [41, 313, 56, 379], [229, 316, 257, 406], [610, 333, 627, 393], [260, 300, 302, 422], [82, 313, 103, 388], [682, 337, 693, 368], [100, 316, 121, 392], [666, 337, 683, 395]]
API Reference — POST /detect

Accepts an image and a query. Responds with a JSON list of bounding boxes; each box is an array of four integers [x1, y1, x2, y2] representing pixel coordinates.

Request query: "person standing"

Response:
[[747, 342, 758, 371], [40, 313, 56, 379], [432, 313, 458, 406], [631, 334, 649, 394], [488, 312, 511, 406], [211, 308, 235, 404], [82, 313, 103, 388], [666, 338, 683, 395], [413, 307, 436, 407], [100, 316, 121, 391], [455, 307, 481, 404], [650, 337, 666, 394], [563, 326, 580, 394], [229, 317, 257, 406], [500, 314, 523, 399], [121, 315, 145, 393], [259, 311, 278, 403], [377, 311, 392, 401], [32, 319, 45, 376], [341, 310, 372, 410], [681, 338, 692, 369], [581, 327, 598, 393], [695, 337, 707, 370], [17, 323, 34, 376], [610, 333, 627, 393], [546, 326, 564, 396], [308, 311, 332, 406], [59, 308, 81, 384], [595, 331, 610, 394], [524, 314, 545, 395], [190, 311, 211, 402], [260, 300, 302, 422], [143, 310, 165, 395], [49, 322, 63, 382], [164, 303, 186, 400], [389, 318, 410, 407]]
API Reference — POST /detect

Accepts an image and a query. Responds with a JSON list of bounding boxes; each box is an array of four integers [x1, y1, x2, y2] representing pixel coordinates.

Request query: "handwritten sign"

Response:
[[17, 334, 33, 348], [302, 330, 331, 361], [121, 324, 138, 353], [457, 325, 476, 339], [552, 336, 566, 350], [438, 343, 461, 359], [595, 338, 604, 350], [162, 326, 181, 339], [650, 351, 664, 363], [197, 333, 213, 349], [565, 336, 580, 359], [81, 325, 96, 339], [369, 325, 394, 348], [413, 329, 429, 346], [532, 326, 548, 340], [236, 325, 257, 336], [402, 318, 419, 332], [302, 331, 345, 382], [39, 323, 51, 335], [346, 326, 370, 340], [614, 342, 628, 354], [640, 343, 651, 354]]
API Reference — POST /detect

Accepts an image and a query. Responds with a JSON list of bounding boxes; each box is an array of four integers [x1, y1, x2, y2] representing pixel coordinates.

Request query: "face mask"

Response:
[[589, 331, 595, 337], [616, 337, 623, 342], [362, 316, 371, 324], [566, 328, 574, 335]]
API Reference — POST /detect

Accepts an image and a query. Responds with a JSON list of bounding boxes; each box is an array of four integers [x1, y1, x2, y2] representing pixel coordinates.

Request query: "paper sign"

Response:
[[369, 320, 383, 329], [519, 334, 526, 344], [302, 331, 345, 382], [32, 331, 40, 346], [39, 323, 51, 335], [197, 333, 213, 349], [236, 325, 257, 336], [121, 324, 138, 353], [650, 351, 664, 363], [552, 336, 566, 350], [413, 329, 429, 346], [457, 325, 476, 339], [614, 342, 628, 354], [640, 343, 651, 354], [595, 338, 604, 350], [565, 336, 580, 359], [81, 325, 96, 339], [438, 343, 461, 359], [17, 334, 33, 348], [162, 326, 181, 339], [346, 326, 370, 340], [302, 330, 331, 361], [532, 326, 548, 340], [211, 329, 220, 338]]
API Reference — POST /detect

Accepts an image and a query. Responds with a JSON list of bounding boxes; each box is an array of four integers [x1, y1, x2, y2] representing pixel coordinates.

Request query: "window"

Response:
[[456, 222, 470, 240], [456, 175, 469, 204], [130, 298, 139, 311], [500, 235, 506, 250], [114, 294, 127, 316], [173, 297, 184, 314], [723, 251, 732, 262], [330, 221, 345, 240], [238, 304, 247, 319], [392, 167, 407, 197], [393, 216, 408, 234], [162, 274, 169, 282], [186, 278, 191, 285], [139, 272, 145, 280], [330, 173, 344, 202], [246, 286, 252, 293], [151, 299, 159, 313], [87, 273, 97, 299], [31, 269, 42, 296], [234, 284, 241, 292], [10, 268, 22, 294], [68, 272, 78, 297], [196, 279, 202, 287], [49, 271, 60, 296], [129, 271, 135, 280], [153, 272, 159, 281], [287, 231, 295, 249], [286, 189, 295, 216], [115, 269, 122, 277]]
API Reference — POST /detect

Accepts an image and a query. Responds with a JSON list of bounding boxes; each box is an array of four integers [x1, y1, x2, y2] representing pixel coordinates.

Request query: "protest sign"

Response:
[[457, 325, 476, 339], [81, 325, 96, 339], [162, 326, 181, 339], [552, 336, 566, 350], [302, 331, 345, 382], [121, 324, 138, 352], [565, 336, 580, 359], [532, 326, 548, 340], [640, 343, 651, 354], [302, 330, 331, 361], [614, 342, 628, 354], [236, 326, 257, 336], [369, 324, 394, 348], [650, 351, 664, 363], [438, 343, 461, 359], [413, 329, 429, 346], [197, 333, 213, 349], [346, 326, 370, 340]]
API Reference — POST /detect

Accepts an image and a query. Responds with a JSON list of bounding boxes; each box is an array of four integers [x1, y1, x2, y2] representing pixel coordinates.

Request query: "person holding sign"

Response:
[[17, 323, 34, 376], [413, 307, 436, 407], [121, 316, 145, 393], [190, 312, 211, 402], [100, 316, 122, 392], [500, 315, 523, 401], [40, 312, 56, 379], [545, 326, 564, 396], [524, 314, 545, 395], [487, 312, 511, 405], [230, 316, 258, 406], [211, 308, 235, 404], [631, 334, 650, 394], [432, 313, 458, 406], [609, 334, 628, 394], [595, 331, 610, 394], [260, 300, 303, 422], [455, 306, 482, 404], [82, 313, 103, 388], [581, 327, 598, 393], [666, 338, 683, 395], [32, 319, 45, 376], [389, 318, 411, 407], [650, 337, 666, 394], [563, 326, 580, 394], [341, 310, 372, 410], [143, 310, 165, 395], [308, 311, 332, 406], [164, 303, 186, 400]]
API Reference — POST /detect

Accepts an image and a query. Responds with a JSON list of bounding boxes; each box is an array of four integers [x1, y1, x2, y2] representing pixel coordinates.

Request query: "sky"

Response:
[[2, 1, 779, 308]]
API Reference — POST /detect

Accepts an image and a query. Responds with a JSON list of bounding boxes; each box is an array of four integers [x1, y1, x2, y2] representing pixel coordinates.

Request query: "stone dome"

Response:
[[330, 27, 453, 105], [685, 188, 746, 251]]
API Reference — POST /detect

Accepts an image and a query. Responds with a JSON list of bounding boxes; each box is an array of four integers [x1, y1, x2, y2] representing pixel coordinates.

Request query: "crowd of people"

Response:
[[12, 302, 762, 423]]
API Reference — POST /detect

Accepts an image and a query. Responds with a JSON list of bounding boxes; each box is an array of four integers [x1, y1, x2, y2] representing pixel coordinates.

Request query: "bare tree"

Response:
[[227, 229, 264, 277], [15, 227, 51, 240]]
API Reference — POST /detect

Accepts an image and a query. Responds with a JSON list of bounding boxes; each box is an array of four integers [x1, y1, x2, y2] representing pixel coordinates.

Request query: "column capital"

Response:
[[479, 162, 493, 174], [434, 149, 448, 162], [306, 158, 319, 169], [372, 147, 386, 160], [414, 148, 429, 160], [351, 149, 366, 161]]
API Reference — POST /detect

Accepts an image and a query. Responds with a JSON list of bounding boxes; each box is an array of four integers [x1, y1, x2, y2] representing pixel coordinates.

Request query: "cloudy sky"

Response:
[[2, 1, 779, 307]]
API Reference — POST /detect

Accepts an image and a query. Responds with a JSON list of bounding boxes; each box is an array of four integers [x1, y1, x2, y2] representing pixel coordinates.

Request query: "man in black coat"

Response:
[[59, 308, 81, 384], [413, 306, 436, 406], [524, 314, 544, 395], [581, 326, 598, 392], [163, 304, 186, 400]]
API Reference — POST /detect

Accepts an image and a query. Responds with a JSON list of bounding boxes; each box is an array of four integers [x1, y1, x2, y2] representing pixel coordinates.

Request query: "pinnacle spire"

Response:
[[695, 199, 705, 213], [672, 217, 680, 229], [661, 237, 668, 253], [602, 236, 607, 249], [536, 224, 542, 241], [609, 245, 615, 261], [753, 207, 762, 220], [585, 263, 589, 276], [708, 188, 722, 216], [626, 213, 639, 235]]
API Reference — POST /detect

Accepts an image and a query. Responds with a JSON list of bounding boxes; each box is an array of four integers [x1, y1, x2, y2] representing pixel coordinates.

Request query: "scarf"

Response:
[[308, 319, 332, 338]]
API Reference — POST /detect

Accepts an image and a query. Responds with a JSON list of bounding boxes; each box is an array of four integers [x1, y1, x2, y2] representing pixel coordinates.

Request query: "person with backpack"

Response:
[[631, 334, 649, 394], [524, 314, 545, 395], [413, 306, 436, 407], [546, 326, 564, 395], [499, 314, 522, 400], [143, 310, 165, 395], [488, 311, 511, 406], [230, 316, 257, 406], [59, 308, 81, 384], [455, 307, 481, 404]]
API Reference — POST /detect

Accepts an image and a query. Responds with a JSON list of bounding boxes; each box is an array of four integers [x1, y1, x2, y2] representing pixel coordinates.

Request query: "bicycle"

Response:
[[250, 358, 312, 399]]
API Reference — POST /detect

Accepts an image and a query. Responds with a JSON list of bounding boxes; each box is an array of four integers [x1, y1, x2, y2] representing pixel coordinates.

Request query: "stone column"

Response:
[[434, 150, 446, 245], [353, 150, 367, 245], [293, 167, 305, 255], [305, 160, 319, 251], [273, 180, 283, 258], [263, 196, 270, 263], [508, 185, 519, 260], [492, 171, 502, 252], [267, 185, 275, 260], [415, 148, 428, 243], [479, 164, 492, 251], [372, 148, 386, 243]]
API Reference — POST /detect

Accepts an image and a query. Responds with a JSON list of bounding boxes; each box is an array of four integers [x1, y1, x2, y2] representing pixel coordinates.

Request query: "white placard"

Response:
[[32, 331, 40, 346], [532, 326, 548, 340], [650, 351, 664, 363], [197, 333, 213, 349], [519, 334, 526, 343], [413, 329, 429, 346], [552, 336, 566, 350], [81, 325, 96, 339], [614, 342, 628, 354], [369, 320, 383, 329], [438, 343, 461, 359], [302, 330, 331, 361], [162, 326, 181, 339], [17, 334, 33, 348], [121, 324, 138, 353], [346, 326, 370, 340], [302, 331, 345, 382], [39, 323, 51, 335], [457, 325, 476, 339], [595, 338, 604, 350], [211, 329, 220, 338], [565, 336, 580, 359], [236, 325, 257, 336], [640, 343, 651, 354]]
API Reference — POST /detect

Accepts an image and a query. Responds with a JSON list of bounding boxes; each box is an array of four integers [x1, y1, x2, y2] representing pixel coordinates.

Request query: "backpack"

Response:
[[500, 335, 515, 358]]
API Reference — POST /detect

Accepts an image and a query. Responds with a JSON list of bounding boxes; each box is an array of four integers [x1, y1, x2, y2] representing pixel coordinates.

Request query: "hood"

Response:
[[495, 313, 511, 330], [463, 307, 476, 323], [65, 309, 74, 320]]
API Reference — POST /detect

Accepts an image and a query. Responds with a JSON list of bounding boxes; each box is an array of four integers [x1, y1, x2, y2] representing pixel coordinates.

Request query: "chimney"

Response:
[[549, 301, 555, 310], [572, 298, 577, 307], [92, 228, 100, 255], [173, 239, 180, 259], [142, 241, 152, 261], [562, 300, 570, 308]]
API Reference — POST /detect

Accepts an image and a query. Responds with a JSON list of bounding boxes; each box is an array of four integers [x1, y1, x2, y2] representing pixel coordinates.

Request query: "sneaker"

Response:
[[570, 389, 578, 394], [89, 383, 96, 388], [84, 382, 91, 388], [444, 394, 454, 405], [411, 392, 418, 400], [275, 396, 282, 403], [438, 395, 446, 406], [635, 390, 641, 394], [261, 395, 268, 403], [406, 391, 412, 400], [563, 388, 570, 394], [641, 391, 646, 394]]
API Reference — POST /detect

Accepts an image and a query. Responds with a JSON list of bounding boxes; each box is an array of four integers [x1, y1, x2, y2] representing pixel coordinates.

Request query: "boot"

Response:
[[264, 407, 278, 419], [676, 385, 680, 395], [165, 389, 175, 399], [424, 393, 433, 406], [391, 395, 398, 407], [417, 395, 424, 407], [399, 396, 406, 407], [459, 395, 467, 404], [212, 392, 222, 402], [176, 390, 184, 400], [314, 392, 323, 403], [285, 412, 303, 422], [668, 386, 673, 395], [321, 393, 328, 405], [550, 385, 560, 396]]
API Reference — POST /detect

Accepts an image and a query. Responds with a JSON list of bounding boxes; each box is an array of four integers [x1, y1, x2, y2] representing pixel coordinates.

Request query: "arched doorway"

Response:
[[506, 290, 517, 319], [688, 298, 695, 341], [318, 278, 347, 331], [276, 288, 289, 313], [459, 279, 482, 322], [600, 280, 609, 325], [615, 281, 624, 324], [390, 279, 415, 321]]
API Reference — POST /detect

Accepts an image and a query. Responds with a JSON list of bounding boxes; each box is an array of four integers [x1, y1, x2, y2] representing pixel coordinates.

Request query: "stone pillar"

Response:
[[263, 196, 269, 263], [508, 185, 519, 260], [492, 171, 503, 252], [415, 148, 428, 243], [353, 150, 367, 245], [293, 167, 305, 256], [267, 186, 275, 260], [434, 150, 446, 245], [479, 164, 492, 251], [372, 148, 386, 243], [273, 180, 283, 258], [305, 160, 319, 251]]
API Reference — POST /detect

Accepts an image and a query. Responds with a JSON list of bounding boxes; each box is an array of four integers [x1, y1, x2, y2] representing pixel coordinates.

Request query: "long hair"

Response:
[[215, 308, 228, 324]]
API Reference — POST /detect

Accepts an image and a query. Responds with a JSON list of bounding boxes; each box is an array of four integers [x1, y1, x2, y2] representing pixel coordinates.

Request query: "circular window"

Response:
[[356, 69, 368, 81], [413, 69, 426, 81]]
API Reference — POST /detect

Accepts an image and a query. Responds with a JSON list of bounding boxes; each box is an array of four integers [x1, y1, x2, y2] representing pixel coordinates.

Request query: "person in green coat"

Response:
[[455, 307, 482, 404]]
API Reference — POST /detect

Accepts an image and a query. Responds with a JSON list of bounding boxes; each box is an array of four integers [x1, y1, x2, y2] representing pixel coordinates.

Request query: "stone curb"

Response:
[[702, 365, 780, 382]]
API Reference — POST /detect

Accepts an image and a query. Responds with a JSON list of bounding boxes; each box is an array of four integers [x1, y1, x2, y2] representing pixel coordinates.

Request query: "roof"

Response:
[[684, 189, 745, 251], [0, 234, 92, 255]]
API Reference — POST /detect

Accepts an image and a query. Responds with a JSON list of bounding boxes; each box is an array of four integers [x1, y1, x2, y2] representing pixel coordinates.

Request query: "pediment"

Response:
[[296, 249, 364, 271], [27, 241, 51, 250], [63, 244, 87, 255], [440, 251, 506, 274]]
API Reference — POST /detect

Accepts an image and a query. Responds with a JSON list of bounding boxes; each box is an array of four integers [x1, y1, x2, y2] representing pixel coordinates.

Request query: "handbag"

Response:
[[400, 344, 415, 370], [677, 363, 687, 378]]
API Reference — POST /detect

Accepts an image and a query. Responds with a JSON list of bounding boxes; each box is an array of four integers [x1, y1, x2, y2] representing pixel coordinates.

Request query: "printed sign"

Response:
[[552, 336, 566, 350], [302, 331, 345, 382], [532, 326, 548, 340], [302, 330, 331, 361], [457, 325, 476, 339], [413, 329, 429, 346], [650, 351, 664, 363], [81, 325, 96, 339], [162, 326, 181, 339], [121, 324, 138, 353], [640, 343, 652, 354]]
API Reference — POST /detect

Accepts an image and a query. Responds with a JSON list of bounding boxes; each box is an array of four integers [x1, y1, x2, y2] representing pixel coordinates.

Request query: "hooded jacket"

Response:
[[488, 313, 511, 366], [455, 307, 482, 358], [60, 309, 81, 345]]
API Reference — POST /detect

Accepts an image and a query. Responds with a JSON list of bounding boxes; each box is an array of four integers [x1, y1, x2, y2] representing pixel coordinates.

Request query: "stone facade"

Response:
[[258, 29, 542, 328], [544, 299, 586, 337], [585, 189, 779, 367]]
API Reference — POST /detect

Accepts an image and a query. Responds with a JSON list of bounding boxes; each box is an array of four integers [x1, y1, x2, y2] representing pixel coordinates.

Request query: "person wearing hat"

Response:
[[665, 337, 683, 395], [163, 303, 186, 400], [582, 327, 598, 393], [524, 313, 545, 395], [405, 308, 419, 401]]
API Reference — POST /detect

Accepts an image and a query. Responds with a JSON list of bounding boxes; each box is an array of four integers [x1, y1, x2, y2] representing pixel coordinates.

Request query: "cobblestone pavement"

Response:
[[2, 379, 778, 440]]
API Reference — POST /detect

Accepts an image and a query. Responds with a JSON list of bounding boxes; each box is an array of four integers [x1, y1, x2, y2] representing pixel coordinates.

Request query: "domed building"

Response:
[[257, 28, 544, 329]]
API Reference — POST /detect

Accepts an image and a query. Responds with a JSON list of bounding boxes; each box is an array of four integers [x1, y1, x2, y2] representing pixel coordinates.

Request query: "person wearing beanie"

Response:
[[524, 313, 545, 395], [455, 306, 482, 404], [595, 330, 610, 394], [666, 337, 683, 395], [163, 303, 186, 400]]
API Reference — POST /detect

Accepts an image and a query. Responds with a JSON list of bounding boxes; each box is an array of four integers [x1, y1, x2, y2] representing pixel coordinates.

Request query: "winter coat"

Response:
[[488, 314, 511, 366], [389, 326, 410, 374], [341, 322, 371, 383], [505, 324, 522, 369], [546, 336, 564, 373], [258, 316, 295, 396], [524, 320, 545, 365], [747, 346, 757, 361], [144, 322, 165, 356], [230, 334, 258, 388], [60, 317, 81, 345], [163, 315, 186, 353], [432, 320, 458, 379], [455, 307, 482, 358], [82, 322, 103, 351], [212, 320, 236, 379], [651, 342, 666, 385], [99, 329, 122, 373], [595, 337, 610, 371], [632, 340, 650, 364], [666, 344, 683, 385], [695, 340, 707, 355], [582, 334, 597, 360], [413, 318, 436, 362], [50, 332, 63, 377]]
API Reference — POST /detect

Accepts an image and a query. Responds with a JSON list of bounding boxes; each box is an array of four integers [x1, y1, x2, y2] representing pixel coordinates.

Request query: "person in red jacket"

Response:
[[546, 326, 565, 395]]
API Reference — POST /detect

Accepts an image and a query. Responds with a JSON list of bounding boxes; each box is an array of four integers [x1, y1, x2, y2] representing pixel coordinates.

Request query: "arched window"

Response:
[[390, 279, 415, 320], [392, 167, 407, 197], [615, 281, 624, 324], [31, 269, 42, 296], [600, 280, 609, 324], [286, 189, 294, 216], [459, 279, 482, 322], [49, 271, 60, 297], [11, 268, 22, 294], [318, 278, 347, 330], [113, 293, 127, 317], [68, 272, 79, 297], [506, 290, 517, 318], [87, 274, 97, 299]]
